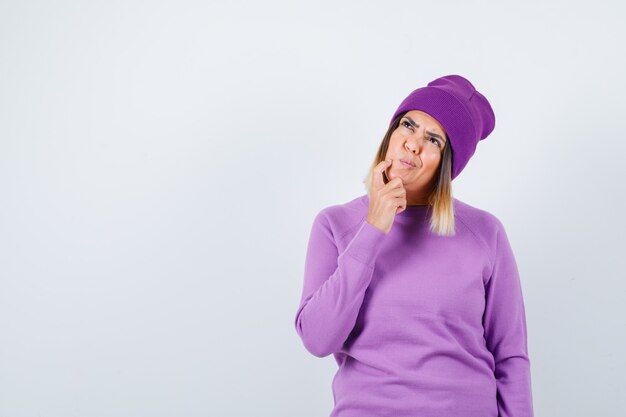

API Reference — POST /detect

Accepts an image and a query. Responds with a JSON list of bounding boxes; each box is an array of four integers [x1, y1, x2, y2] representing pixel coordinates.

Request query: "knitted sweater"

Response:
[[294, 193, 534, 417]]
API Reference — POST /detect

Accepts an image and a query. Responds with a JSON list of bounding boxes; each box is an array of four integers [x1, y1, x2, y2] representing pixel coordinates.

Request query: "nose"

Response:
[[405, 135, 424, 153]]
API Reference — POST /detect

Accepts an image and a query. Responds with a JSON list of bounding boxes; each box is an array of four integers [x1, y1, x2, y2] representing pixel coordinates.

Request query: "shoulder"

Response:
[[453, 197, 505, 233], [453, 197, 510, 264], [310, 194, 368, 242]]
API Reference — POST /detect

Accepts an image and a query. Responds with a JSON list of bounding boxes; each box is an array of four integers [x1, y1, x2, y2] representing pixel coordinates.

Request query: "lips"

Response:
[[400, 158, 416, 168]]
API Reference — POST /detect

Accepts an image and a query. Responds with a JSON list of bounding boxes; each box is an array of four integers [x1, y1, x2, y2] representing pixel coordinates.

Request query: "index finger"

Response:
[[371, 159, 391, 192]]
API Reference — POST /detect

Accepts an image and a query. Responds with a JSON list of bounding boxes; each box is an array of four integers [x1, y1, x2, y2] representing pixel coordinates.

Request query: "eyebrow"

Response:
[[402, 116, 446, 144]]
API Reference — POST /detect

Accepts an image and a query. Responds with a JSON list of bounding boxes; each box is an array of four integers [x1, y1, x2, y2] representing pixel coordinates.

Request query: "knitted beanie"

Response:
[[389, 74, 496, 181]]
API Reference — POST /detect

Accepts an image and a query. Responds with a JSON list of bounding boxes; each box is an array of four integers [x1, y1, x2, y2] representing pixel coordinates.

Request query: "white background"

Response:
[[1, 0, 625, 416]]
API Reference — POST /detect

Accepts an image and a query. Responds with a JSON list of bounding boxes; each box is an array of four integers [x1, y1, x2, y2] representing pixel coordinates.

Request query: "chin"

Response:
[[387, 170, 405, 182]]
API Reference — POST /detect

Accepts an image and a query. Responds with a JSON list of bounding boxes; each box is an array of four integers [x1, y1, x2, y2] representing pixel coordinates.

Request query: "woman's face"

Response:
[[384, 110, 447, 194]]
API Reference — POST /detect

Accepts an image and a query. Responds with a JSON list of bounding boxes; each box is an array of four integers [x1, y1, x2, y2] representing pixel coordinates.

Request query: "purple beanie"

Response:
[[389, 74, 496, 181]]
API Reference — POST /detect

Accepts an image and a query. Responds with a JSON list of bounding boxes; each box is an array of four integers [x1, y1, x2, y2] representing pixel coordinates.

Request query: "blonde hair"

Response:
[[362, 112, 456, 236]]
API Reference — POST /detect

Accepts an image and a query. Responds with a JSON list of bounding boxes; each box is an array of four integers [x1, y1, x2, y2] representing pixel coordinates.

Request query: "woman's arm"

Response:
[[294, 210, 387, 357], [483, 219, 535, 417]]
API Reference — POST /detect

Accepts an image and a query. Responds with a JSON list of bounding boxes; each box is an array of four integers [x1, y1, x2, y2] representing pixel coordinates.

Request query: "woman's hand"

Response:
[[367, 159, 407, 234]]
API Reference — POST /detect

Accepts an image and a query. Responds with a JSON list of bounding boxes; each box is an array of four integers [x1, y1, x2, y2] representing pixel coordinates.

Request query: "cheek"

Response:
[[392, 134, 408, 149], [426, 150, 441, 160], [424, 153, 441, 166]]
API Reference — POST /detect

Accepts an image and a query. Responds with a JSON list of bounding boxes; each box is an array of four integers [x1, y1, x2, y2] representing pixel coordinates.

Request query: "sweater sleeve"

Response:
[[294, 210, 387, 358], [483, 220, 535, 417]]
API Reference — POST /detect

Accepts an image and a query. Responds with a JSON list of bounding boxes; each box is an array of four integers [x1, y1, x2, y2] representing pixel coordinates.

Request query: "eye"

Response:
[[401, 120, 412, 129], [428, 137, 441, 147]]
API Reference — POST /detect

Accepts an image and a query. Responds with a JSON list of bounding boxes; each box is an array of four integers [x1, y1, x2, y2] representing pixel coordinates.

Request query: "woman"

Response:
[[293, 74, 534, 417]]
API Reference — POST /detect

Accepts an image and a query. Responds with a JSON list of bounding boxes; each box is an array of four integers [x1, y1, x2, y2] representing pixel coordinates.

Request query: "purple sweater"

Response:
[[294, 193, 534, 417]]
